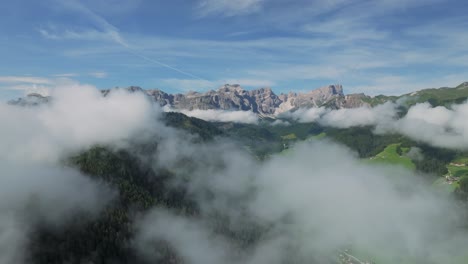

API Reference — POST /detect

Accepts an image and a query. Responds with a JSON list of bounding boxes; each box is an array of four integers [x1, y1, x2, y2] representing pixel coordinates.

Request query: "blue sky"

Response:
[[0, 0, 467, 99]]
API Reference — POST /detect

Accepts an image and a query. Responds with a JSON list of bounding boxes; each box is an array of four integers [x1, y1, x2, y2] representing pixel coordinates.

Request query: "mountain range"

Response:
[[9, 82, 468, 116], [114, 84, 369, 116]]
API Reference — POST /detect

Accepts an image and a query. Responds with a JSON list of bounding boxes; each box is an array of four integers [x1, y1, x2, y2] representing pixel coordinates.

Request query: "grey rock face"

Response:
[[140, 84, 362, 116], [8, 93, 50, 106], [12, 84, 369, 115], [275, 84, 346, 113]]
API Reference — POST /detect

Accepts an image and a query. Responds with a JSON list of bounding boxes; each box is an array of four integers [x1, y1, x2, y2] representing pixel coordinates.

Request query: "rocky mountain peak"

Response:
[[217, 84, 244, 94], [306, 84, 343, 96], [140, 83, 351, 115], [12, 83, 361, 115], [8, 93, 50, 106]]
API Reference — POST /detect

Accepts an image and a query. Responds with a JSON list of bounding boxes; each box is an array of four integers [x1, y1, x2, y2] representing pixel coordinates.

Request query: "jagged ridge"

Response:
[[111, 84, 369, 116]]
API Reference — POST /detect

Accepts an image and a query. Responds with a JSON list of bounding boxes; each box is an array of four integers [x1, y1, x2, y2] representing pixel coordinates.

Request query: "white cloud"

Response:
[[270, 119, 290, 126], [135, 209, 233, 264], [221, 78, 275, 87], [0, 76, 81, 97], [285, 100, 468, 150], [179, 109, 259, 124], [4, 84, 52, 96], [248, 64, 348, 82], [29, 0, 468, 97], [2, 75, 464, 262], [197, 0, 265, 17], [279, 102, 398, 127], [390, 102, 468, 149], [160, 78, 275, 92], [46, 1, 208, 81], [349, 74, 468, 96], [0, 162, 114, 264], [135, 139, 467, 263], [89, 71, 108, 78], [302, 16, 388, 41], [320, 102, 398, 128], [160, 79, 216, 92], [39, 28, 114, 42], [0, 76, 52, 84], [0, 83, 158, 162], [52, 73, 79, 77], [280, 107, 328, 123], [0, 76, 57, 96], [0, 82, 165, 262]]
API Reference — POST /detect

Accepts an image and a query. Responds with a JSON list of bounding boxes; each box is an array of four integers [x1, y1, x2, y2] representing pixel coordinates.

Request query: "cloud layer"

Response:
[[2, 83, 467, 263], [197, 0, 264, 17], [0, 83, 159, 262], [135, 138, 467, 263], [176, 108, 259, 124], [283, 100, 468, 149], [0, 83, 157, 162]]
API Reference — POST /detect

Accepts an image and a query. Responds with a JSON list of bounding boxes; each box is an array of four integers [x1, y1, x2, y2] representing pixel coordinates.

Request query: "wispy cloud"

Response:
[[52, 73, 79, 78], [160, 79, 215, 92], [248, 65, 347, 82], [38, 28, 113, 42], [48, 0, 208, 81], [220, 78, 275, 87], [160, 78, 275, 92], [197, 0, 265, 17], [0, 76, 54, 96], [349, 74, 468, 96], [0, 76, 52, 84], [178, 109, 259, 124], [88, 71, 108, 78], [52, 0, 126, 45], [16, 0, 467, 95], [0, 75, 87, 97], [302, 16, 388, 41]]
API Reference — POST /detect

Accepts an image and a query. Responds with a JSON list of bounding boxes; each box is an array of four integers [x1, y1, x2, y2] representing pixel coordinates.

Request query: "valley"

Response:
[[4, 82, 468, 264]]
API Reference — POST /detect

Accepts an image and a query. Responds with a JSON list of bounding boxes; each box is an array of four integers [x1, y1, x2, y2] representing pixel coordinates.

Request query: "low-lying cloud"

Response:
[[0, 83, 159, 263], [392, 102, 468, 149], [0, 83, 158, 162], [3, 84, 468, 263], [135, 139, 467, 263], [280, 102, 398, 126], [283, 100, 468, 149], [177, 109, 259, 124], [0, 162, 114, 263]]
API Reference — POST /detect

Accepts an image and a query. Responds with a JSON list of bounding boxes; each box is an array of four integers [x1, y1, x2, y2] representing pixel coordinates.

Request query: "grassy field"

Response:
[[281, 133, 297, 140], [447, 164, 468, 178], [432, 177, 459, 193], [447, 157, 468, 178], [401, 83, 468, 107], [431, 156, 468, 193], [359, 82, 468, 108], [367, 143, 415, 170], [307, 132, 327, 140]]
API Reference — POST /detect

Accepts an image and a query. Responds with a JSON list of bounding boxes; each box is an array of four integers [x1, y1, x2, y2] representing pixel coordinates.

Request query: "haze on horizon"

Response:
[[1, 0, 467, 100]]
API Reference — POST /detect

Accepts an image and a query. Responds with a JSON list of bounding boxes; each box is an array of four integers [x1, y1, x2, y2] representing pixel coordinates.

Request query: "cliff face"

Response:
[[10, 84, 370, 115], [146, 85, 283, 114], [142, 84, 367, 115], [11, 82, 468, 118]]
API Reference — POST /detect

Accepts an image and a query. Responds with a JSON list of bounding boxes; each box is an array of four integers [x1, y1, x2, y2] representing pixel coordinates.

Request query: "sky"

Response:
[[0, 0, 467, 99]]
